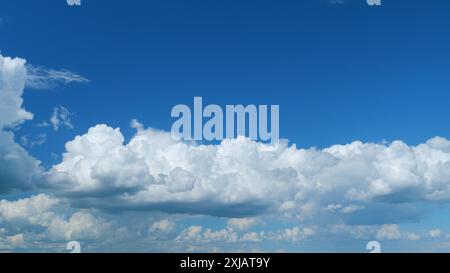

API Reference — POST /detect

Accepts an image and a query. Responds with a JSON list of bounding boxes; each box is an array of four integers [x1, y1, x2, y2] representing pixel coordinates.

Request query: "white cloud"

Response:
[[0, 131, 43, 194], [202, 228, 239, 243], [429, 229, 441, 238], [25, 64, 88, 90], [0, 194, 111, 241], [0, 194, 58, 224], [329, 224, 378, 239], [406, 232, 421, 241], [149, 219, 175, 233], [176, 226, 203, 241], [50, 106, 74, 131], [176, 226, 242, 243], [241, 232, 262, 242], [325, 204, 364, 214], [47, 125, 150, 196], [0, 232, 27, 250], [273, 227, 316, 242], [45, 211, 111, 241], [177, 225, 313, 244], [227, 218, 259, 231], [0, 53, 43, 193], [7, 234, 26, 248], [0, 53, 33, 129], [376, 224, 402, 240], [46, 122, 450, 225], [341, 205, 364, 214]]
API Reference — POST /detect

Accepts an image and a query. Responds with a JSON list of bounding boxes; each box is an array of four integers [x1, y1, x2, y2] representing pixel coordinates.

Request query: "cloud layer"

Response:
[[45, 122, 450, 225]]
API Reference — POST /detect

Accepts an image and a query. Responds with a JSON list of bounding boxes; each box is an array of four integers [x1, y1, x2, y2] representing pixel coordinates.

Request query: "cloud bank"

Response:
[[45, 122, 450, 225]]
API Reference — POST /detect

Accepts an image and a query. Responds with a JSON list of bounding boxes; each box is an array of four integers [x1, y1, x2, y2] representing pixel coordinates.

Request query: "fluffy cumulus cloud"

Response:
[[46, 123, 450, 226], [0, 53, 43, 193], [0, 54, 33, 129], [0, 194, 111, 242]]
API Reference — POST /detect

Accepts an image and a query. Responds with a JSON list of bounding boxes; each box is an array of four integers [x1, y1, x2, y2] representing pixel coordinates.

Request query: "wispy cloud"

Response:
[[25, 64, 89, 90], [20, 133, 47, 148], [50, 106, 74, 131]]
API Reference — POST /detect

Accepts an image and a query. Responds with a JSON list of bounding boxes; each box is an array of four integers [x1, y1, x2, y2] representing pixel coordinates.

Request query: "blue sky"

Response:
[[1, 0, 450, 252], [5, 0, 450, 149]]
